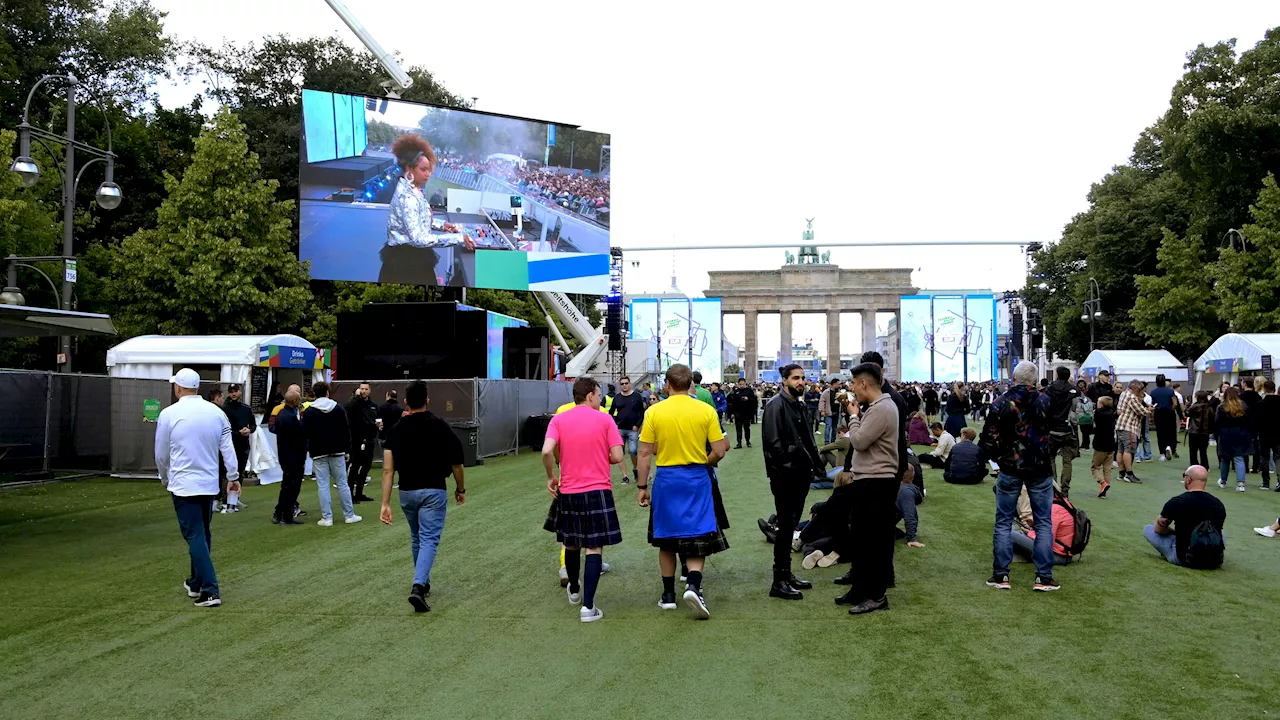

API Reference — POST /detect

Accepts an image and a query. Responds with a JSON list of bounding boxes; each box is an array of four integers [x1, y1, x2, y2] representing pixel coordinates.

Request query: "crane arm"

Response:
[[322, 0, 414, 98]]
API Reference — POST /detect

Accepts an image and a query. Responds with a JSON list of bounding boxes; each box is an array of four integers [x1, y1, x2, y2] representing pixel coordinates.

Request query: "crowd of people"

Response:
[[156, 357, 1272, 615], [435, 154, 610, 220]]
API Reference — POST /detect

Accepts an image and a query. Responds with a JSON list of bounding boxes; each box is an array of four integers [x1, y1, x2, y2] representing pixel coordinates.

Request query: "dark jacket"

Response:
[[302, 397, 350, 457], [729, 386, 758, 418], [346, 395, 379, 444], [1257, 395, 1280, 445], [1091, 406, 1119, 453], [221, 398, 256, 442], [1186, 400, 1215, 436], [944, 439, 986, 484], [979, 384, 1052, 480], [1045, 379, 1077, 432], [378, 399, 403, 440], [762, 390, 823, 479], [270, 404, 307, 469], [1215, 405, 1253, 458], [1087, 381, 1115, 405]]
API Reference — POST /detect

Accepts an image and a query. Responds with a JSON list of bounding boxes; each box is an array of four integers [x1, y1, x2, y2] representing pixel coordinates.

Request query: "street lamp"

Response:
[[1082, 277, 1103, 351], [11, 73, 121, 371]]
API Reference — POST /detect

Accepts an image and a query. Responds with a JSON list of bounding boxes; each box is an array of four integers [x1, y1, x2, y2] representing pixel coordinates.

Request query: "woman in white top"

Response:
[[379, 134, 476, 285]]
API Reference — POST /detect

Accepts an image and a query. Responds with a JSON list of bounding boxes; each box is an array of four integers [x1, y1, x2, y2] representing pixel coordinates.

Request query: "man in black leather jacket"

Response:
[[762, 363, 825, 601]]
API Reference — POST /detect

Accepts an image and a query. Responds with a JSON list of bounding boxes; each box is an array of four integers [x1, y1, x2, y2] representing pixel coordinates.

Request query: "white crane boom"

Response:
[[322, 0, 414, 97], [535, 291, 610, 378]]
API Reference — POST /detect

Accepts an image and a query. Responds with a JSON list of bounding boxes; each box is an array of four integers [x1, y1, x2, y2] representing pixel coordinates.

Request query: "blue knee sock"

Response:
[[583, 554, 602, 609]]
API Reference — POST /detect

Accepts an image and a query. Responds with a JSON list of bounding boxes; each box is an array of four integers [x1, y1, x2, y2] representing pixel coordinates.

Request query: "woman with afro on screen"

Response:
[[381, 134, 476, 285]]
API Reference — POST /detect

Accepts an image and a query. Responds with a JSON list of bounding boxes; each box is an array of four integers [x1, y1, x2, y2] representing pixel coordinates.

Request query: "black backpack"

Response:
[[1183, 520, 1225, 569], [1053, 489, 1091, 556]]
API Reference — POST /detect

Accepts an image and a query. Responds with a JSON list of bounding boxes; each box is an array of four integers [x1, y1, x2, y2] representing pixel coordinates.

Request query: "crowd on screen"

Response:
[[435, 155, 610, 218]]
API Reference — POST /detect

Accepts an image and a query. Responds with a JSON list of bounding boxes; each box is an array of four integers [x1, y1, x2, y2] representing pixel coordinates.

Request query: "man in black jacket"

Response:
[[729, 378, 758, 449], [222, 384, 256, 482], [302, 381, 360, 526], [378, 390, 404, 443], [346, 382, 380, 503], [1087, 371, 1114, 405], [1045, 366, 1080, 496], [761, 363, 825, 600], [269, 390, 307, 525]]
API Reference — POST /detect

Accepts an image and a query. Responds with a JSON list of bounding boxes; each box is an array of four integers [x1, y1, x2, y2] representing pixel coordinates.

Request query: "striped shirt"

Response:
[[1116, 391, 1152, 436]]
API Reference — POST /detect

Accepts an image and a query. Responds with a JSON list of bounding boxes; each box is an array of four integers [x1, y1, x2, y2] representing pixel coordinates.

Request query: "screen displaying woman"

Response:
[[380, 134, 476, 285]]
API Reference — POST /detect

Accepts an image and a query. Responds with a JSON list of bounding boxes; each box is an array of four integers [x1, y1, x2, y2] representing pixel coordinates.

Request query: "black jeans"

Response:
[[734, 415, 753, 445], [1079, 425, 1093, 451], [1154, 407, 1178, 455], [770, 477, 809, 576], [347, 441, 374, 496], [844, 477, 899, 601], [274, 463, 304, 520], [1188, 434, 1210, 469]]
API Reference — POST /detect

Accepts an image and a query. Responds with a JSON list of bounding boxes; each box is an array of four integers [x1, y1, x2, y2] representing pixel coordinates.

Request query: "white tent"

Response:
[[106, 334, 323, 384], [1079, 349, 1187, 383], [1193, 333, 1280, 391]]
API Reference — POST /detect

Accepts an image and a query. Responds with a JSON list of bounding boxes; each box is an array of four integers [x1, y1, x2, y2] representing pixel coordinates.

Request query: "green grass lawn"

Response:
[[2, 432, 1278, 719]]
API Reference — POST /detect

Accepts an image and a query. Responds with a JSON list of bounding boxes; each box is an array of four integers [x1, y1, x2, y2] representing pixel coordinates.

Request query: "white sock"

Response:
[[227, 489, 240, 507]]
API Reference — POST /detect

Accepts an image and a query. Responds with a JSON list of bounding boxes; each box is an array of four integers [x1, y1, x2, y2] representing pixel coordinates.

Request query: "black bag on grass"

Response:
[[1183, 520, 1225, 569]]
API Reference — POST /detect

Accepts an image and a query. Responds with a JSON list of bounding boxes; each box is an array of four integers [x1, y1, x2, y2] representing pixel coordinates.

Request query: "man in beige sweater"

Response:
[[836, 362, 900, 616]]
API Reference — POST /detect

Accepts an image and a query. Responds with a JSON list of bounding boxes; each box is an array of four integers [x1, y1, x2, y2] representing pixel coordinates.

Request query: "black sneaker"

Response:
[[683, 587, 710, 619], [735, 444, 743, 450], [1259, 483, 1271, 490], [848, 595, 889, 615], [658, 591, 678, 610], [986, 574, 1011, 590], [1126, 473, 1143, 484], [621, 476, 630, 484], [183, 579, 199, 598], [194, 591, 221, 607], [1033, 576, 1061, 592], [293, 507, 307, 517], [408, 584, 430, 612]]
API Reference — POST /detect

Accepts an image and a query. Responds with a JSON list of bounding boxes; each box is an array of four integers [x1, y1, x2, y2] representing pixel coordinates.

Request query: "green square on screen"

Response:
[[474, 250, 529, 290]]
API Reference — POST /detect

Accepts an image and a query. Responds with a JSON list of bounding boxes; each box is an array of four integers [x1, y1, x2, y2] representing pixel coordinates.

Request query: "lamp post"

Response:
[[1081, 277, 1103, 351], [10, 73, 121, 372]]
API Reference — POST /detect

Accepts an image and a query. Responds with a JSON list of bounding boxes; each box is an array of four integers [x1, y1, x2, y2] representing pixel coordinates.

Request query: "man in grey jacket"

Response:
[[836, 362, 900, 616]]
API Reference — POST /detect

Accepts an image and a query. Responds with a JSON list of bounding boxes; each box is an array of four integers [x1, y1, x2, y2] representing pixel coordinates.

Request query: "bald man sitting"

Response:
[[1144, 465, 1227, 569]]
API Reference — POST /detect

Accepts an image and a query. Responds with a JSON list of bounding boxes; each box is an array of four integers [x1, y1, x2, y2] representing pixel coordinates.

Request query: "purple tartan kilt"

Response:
[[543, 489, 622, 548]]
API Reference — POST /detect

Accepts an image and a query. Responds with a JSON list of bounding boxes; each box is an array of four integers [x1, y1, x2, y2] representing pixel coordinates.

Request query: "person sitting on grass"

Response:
[[1010, 484, 1075, 567], [908, 411, 932, 445], [918, 422, 955, 469], [810, 425, 851, 489], [943, 428, 985, 484], [1143, 465, 1226, 569], [1255, 517, 1280, 538], [896, 465, 925, 549]]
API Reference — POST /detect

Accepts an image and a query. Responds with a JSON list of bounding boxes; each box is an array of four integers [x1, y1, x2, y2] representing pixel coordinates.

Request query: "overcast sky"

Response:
[[152, 1, 1276, 354]]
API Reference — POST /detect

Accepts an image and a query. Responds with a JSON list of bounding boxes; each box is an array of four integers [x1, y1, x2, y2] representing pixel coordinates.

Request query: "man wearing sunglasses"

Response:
[[609, 376, 647, 485]]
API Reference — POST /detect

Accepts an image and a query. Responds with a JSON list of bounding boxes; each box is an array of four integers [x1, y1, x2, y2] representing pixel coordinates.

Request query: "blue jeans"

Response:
[[1137, 420, 1152, 461], [824, 416, 836, 444], [993, 473, 1054, 579], [173, 494, 218, 594], [313, 454, 355, 521], [399, 488, 448, 586], [1144, 524, 1180, 565], [1219, 455, 1246, 486]]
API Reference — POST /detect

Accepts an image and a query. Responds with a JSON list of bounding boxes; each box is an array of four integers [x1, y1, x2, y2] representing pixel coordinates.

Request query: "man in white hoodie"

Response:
[[301, 381, 362, 526]]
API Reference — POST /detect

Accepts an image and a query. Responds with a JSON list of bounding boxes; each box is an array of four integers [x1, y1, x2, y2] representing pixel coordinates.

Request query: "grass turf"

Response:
[[1, 432, 1278, 719]]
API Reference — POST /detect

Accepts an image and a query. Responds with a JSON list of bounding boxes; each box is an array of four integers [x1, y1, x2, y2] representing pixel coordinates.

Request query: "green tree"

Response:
[[94, 108, 312, 337], [1132, 229, 1220, 354], [1213, 174, 1280, 333]]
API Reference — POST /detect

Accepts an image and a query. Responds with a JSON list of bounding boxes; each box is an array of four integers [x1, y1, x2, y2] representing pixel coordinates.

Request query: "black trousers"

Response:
[[274, 463, 304, 520], [734, 415, 753, 445], [347, 441, 374, 495], [1154, 407, 1178, 455], [1079, 425, 1093, 451], [844, 477, 899, 601], [919, 454, 946, 469], [1188, 434, 1210, 468], [770, 477, 810, 575]]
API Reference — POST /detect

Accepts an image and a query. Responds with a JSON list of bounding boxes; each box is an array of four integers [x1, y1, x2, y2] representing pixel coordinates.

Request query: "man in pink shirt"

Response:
[[542, 377, 625, 623]]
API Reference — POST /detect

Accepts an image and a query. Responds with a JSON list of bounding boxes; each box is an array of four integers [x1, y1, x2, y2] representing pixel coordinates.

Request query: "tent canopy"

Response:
[[0, 303, 117, 338], [1079, 349, 1187, 381], [1194, 333, 1280, 372], [107, 334, 316, 369]]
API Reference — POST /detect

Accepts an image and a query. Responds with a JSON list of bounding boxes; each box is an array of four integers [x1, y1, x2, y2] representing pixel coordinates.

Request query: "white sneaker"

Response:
[[817, 551, 841, 568], [1158, 455, 1167, 462], [791, 531, 803, 552], [802, 550, 824, 570], [567, 586, 581, 605], [601, 562, 612, 575], [1254, 526, 1277, 538], [1236, 484, 1246, 492], [580, 606, 603, 623], [1112, 461, 1118, 468], [317, 518, 333, 527], [1218, 479, 1227, 489], [559, 565, 569, 586], [345, 514, 363, 524]]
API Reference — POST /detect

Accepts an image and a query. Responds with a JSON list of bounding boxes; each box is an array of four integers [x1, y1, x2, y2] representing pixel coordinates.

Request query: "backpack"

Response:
[[1183, 520, 1225, 569], [1053, 489, 1091, 556]]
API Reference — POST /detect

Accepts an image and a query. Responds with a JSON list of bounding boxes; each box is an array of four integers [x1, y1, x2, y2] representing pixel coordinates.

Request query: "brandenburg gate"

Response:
[[704, 229, 916, 383]]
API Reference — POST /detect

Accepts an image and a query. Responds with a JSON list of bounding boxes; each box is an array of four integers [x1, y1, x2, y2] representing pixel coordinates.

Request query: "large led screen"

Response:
[[899, 296, 933, 382], [932, 296, 966, 382], [964, 295, 996, 381], [658, 299, 693, 370], [299, 89, 611, 292], [690, 299, 723, 382]]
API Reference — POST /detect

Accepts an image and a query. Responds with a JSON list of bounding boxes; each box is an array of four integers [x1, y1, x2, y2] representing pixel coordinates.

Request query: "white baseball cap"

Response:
[[170, 368, 201, 389]]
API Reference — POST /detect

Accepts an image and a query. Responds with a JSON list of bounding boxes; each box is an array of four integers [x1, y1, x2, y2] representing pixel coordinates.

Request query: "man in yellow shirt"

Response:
[[637, 364, 729, 620]]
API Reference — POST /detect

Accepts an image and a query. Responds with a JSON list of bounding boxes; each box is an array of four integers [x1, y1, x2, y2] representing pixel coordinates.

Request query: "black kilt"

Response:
[[647, 506, 729, 557], [544, 489, 622, 548]]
